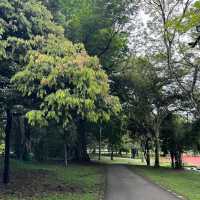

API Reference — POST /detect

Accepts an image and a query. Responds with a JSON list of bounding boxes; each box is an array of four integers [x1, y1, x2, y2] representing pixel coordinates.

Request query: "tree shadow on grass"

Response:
[[0, 168, 83, 200]]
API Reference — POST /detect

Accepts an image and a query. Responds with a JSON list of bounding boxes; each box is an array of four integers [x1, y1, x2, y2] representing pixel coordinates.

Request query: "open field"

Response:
[[0, 159, 105, 200]]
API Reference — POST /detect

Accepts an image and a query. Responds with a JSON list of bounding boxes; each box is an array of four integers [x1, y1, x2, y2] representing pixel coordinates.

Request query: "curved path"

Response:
[[105, 165, 181, 200]]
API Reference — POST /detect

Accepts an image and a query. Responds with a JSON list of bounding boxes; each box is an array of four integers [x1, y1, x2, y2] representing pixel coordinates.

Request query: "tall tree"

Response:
[[0, 0, 63, 184], [43, 0, 138, 72], [161, 114, 188, 169], [12, 34, 121, 162], [117, 56, 178, 167], [140, 0, 200, 116], [167, 1, 200, 117]]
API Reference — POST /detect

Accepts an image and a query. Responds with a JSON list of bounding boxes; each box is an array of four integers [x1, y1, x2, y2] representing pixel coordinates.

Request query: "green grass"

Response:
[[0, 159, 105, 200], [7, 193, 96, 200], [92, 155, 145, 165], [130, 165, 200, 200], [2, 156, 199, 200], [97, 156, 200, 200]]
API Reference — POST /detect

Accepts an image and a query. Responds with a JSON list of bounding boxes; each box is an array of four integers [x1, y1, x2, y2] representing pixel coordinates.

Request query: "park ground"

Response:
[[0, 158, 105, 200], [0, 156, 200, 200]]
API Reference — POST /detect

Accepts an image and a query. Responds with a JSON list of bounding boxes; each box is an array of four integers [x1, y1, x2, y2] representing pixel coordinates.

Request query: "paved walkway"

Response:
[[105, 165, 181, 200]]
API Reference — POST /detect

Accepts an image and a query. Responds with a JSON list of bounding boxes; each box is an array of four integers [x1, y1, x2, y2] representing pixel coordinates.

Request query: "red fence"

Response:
[[160, 155, 200, 166], [182, 155, 200, 166]]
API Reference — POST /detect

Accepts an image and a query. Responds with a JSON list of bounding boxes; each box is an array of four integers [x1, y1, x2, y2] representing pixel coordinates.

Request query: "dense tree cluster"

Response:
[[1, 0, 200, 186]]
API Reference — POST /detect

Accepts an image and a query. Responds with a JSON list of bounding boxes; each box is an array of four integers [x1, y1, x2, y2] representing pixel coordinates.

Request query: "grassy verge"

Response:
[[0, 158, 105, 200], [129, 165, 200, 200], [96, 156, 200, 200]]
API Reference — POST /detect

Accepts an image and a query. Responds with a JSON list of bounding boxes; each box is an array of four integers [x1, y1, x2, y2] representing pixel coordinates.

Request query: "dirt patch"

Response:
[[0, 169, 83, 199]]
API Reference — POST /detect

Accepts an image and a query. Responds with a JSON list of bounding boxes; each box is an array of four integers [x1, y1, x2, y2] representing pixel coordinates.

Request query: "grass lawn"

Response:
[[0, 158, 105, 200], [92, 155, 145, 165], [129, 165, 200, 200], [96, 156, 200, 200]]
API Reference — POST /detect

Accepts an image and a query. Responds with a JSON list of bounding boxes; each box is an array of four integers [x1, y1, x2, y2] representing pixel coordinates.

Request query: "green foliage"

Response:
[[12, 34, 121, 127], [161, 114, 189, 153], [167, 1, 200, 33], [0, 0, 64, 37], [104, 113, 127, 150], [44, 0, 134, 69], [0, 0, 122, 169], [0, 0, 64, 108], [190, 119, 200, 152], [0, 143, 4, 154], [117, 56, 162, 129]]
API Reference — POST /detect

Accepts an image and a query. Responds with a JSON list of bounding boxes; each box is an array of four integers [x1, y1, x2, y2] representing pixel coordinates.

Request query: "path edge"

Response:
[[126, 165, 187, 200], [99, 165, 107, 200]]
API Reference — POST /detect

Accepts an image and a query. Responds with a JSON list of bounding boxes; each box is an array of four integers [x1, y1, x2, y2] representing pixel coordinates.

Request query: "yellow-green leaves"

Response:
[[167, 2, 200, 33], [0, 0, 13, 12], [0, 40, 7, 59], [0, 0, 67, 112], [12, 34, 121, 127], [26, 110, 48, 127]]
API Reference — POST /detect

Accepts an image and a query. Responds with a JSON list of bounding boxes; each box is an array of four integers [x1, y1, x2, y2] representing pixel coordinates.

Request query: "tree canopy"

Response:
[[12, 34, 121, 127]]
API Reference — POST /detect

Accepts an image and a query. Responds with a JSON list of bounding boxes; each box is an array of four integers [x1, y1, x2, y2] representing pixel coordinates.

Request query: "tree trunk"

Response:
[[3, 109, 12, 184], [178, 152, 183, 169], [23, 118, 31, 161], [154, 133, 160, 168], [118, 149, 122, 157], [14, 116, 23, 160], [110, 144, 114, 161], [75, 119, 90, 162], [98, 126, 102, 161], [64, 143, 68, 167], [170, 151, 175, 169], [174, 149, 182, 169], [174, 151, 179, 169], [145, 138, 151, 167]]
